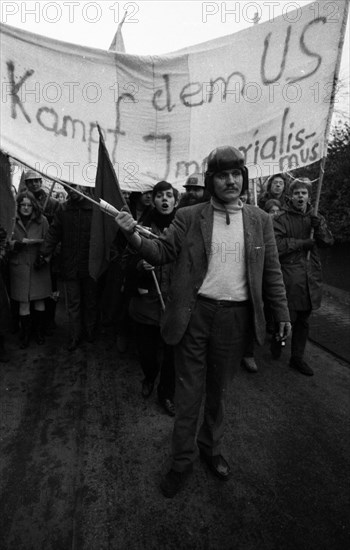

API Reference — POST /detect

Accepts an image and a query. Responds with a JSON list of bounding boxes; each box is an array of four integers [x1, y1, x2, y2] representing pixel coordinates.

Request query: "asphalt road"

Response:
[[1, 303, 349, 550]]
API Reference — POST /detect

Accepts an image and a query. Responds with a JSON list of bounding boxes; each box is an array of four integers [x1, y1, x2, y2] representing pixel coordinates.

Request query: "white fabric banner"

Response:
[[0, 2, 347, 190]]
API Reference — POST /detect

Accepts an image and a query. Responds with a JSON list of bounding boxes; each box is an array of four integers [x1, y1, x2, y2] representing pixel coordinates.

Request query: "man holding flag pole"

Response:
[[114, 144, 292, 497]]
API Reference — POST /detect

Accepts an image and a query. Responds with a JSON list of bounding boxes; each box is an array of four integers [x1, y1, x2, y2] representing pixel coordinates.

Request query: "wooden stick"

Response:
[[151, 271, 165, 312], [7, 156, 159, 239], [306, 1, 349, 260], [42, 179, 56, 212]]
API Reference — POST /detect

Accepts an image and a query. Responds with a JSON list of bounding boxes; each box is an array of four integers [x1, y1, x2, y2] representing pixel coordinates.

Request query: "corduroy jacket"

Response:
[[138, 202, 290, 346]]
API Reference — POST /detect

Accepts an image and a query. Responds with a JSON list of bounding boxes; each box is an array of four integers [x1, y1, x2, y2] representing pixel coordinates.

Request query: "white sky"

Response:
[[0, 1, 348, 58], [1, 1, 348, 115]]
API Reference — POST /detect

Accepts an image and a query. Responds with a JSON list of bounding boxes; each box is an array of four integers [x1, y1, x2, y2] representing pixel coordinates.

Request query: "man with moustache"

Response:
[[273, 177, 334, 376], [177, 172, 209, 209], [114, 146, 291, 497]]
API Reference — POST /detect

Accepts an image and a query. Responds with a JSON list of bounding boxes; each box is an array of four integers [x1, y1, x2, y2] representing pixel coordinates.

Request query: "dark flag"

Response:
[[0, 150, 16, 238], [88, 126, 130, 281]]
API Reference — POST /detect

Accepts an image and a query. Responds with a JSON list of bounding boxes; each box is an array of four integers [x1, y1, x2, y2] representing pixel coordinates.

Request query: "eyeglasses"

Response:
[[19, 203, 33, 208]]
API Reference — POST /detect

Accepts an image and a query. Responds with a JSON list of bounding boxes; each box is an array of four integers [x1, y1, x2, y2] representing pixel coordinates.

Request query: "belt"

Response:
[[197, 295, 250, 307]]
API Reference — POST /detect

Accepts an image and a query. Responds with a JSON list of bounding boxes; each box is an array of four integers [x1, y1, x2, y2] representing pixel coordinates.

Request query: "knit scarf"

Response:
[[210, 196, 243, 223], [149, 208, 176, 231]]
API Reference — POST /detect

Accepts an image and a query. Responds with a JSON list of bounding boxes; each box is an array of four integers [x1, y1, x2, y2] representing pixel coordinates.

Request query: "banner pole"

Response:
[[7, 155, 159, 239], [151, 271, 166, 312], [42, 179, 56, 212], [306, 0, 349, 260]]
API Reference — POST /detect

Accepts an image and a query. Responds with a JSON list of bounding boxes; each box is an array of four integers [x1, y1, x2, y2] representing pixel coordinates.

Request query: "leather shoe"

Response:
[[200, 451, 231, 480], [290, 356, 314, 376], [241, 356, 258, 373], [160, 467, 192, 498], [141, 379, 154, 398], [159, 398, 175, 417]]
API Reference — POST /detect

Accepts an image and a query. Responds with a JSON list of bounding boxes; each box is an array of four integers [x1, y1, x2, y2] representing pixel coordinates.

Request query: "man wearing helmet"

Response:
[[177, 172, 209, 208], [24, 170, 60, 224], [115, 146, 291, 498]]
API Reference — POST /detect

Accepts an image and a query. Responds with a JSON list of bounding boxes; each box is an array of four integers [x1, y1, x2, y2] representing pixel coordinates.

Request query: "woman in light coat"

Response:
[[9, 191, 51, 348]]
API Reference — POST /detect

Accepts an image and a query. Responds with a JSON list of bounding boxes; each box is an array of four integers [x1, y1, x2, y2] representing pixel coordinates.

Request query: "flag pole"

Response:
[[306, 0, 348, 258], [313, 0, 348, 216], [95, 124, 166, 311], [151, 271, 166, 312], [42, 179, 56, 212], [7, 155, 159, 239]]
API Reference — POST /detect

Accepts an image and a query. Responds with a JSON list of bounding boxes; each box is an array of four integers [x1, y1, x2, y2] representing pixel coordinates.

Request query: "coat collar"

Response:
[[242, 205, 259, 255], [199, 202, 257, 258], [200, 202, 214, 258]]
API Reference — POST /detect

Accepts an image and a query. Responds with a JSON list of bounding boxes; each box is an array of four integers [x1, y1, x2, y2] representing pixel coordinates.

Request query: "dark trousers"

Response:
[[289, 309, 312, 359], [64, 277, 98, 339], [133, 321, 175, 401], [171, 298, 250, 472]]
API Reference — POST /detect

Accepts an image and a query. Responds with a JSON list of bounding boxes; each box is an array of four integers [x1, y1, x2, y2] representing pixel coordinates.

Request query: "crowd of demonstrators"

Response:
[[8, 191, 52, 348], [38, 185, 98, 352], [125, 181, 178, 416], [114, 146, 291, 498], [0, 156, 334, 500]]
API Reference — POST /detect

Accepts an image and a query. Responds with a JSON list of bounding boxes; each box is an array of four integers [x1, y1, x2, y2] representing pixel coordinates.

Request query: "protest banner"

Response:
[[0, 1, 348, 190]]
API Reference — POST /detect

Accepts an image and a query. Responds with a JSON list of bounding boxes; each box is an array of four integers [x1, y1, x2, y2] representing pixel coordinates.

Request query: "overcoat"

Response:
[[126, 214, 174, 326], [139, 202, 290, 346], [40, 198, 93, 280], [9, 214, 51, 302], [273, 205, 334, 311]]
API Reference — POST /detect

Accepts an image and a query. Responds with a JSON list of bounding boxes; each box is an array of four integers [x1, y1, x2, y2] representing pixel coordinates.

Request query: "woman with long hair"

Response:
[[9, 191, 52, 348]]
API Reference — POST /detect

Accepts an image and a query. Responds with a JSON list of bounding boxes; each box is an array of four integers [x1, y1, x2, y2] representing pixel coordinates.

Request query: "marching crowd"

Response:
[[0, 145, 334, 497]]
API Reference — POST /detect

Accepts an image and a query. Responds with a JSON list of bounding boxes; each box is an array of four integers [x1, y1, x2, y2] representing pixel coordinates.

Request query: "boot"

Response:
[[19, 314, 31, 349], [34, 310, 46, 345], [0, 335, 10, 362]]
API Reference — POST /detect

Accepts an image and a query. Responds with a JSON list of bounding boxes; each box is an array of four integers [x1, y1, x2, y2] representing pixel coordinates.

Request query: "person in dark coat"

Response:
[[0, 223, 11, 361], [110, 189, 153, 352], [128, 190, 153, 223], [258, 173, 289, 211], [126, 181, 178, 416], [8, 191, 52, 348], [39, 186, 98, 351], [273, 177, 334, 376], [114, 146, 291, 498]]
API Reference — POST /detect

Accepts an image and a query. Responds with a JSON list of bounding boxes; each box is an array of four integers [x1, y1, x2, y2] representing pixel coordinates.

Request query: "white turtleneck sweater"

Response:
[[198, 198, 249, 301]]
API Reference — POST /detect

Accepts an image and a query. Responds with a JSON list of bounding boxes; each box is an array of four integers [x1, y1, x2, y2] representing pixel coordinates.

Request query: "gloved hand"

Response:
[[302, 238, 315, 250], [310, 215, 321, 229], [13, 240, 26, 252], [34, 254, 48, 270]]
